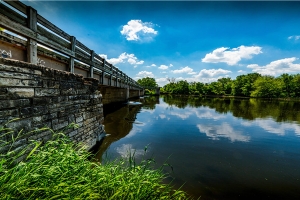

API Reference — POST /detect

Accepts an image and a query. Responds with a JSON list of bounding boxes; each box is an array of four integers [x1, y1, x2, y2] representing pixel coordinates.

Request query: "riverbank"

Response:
[[0, 125, 190, 199], [159, 93, 300, 101]]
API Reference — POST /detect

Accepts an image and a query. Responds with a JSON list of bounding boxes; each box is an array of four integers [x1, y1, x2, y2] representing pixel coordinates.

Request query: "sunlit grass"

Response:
[[0, 121, 190, 199]]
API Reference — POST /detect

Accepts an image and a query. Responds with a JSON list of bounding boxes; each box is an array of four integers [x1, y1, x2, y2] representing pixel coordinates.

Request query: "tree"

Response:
[[137, 77, 157, 88], [250, 76, 284, 98], [232, 73, 261, 96]]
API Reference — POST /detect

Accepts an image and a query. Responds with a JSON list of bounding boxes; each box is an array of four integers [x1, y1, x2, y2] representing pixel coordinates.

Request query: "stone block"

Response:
[[0, 108, 19, 119], [0, 99, 30, 109], [52, 121, 68, 131], [35, 88, 60, 96], [0, 63, 41, 75], [76, 116, 83, 123], [20, 107, 33, 116], [61, 88, 77, 95], [7, 88, 35, 98]]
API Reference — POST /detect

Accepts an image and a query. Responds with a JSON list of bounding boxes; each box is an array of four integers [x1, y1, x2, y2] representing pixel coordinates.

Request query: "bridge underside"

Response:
[[99, 86, 142, 105]]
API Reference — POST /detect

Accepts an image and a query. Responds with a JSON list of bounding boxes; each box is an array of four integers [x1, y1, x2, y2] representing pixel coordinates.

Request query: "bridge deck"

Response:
[[0, 0, 142, 90]]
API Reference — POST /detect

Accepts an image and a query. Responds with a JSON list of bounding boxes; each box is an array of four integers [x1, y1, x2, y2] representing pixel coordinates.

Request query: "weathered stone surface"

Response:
[[0, 59, 104, 151], [7, 88, 34, 98], [35, 88, 60, 96]]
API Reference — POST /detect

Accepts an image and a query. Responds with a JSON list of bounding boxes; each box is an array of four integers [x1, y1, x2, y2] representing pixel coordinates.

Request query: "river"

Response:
[[93, 95, 300, 199]]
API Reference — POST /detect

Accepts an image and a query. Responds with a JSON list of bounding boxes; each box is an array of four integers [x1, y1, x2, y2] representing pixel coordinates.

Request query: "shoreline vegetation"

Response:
[[0, 122, 190, 199], [141, 73, 300, 99]]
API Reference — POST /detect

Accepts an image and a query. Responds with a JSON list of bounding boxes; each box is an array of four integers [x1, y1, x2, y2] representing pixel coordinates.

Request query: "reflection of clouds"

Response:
[[159, 114, 166, 119], [140, 109, 155, 114], [156, 103, 169, 109], [169, 111, 193, 120], [197, 123, 250, 142], [169, 106, 226, 121], [125, 126, 142, 138], [195, 108, 225, 120], [116, 144, 145, 158], [134, 121, 145, 126], [240, 121, 253, 127], [243, 118, 300, 136]]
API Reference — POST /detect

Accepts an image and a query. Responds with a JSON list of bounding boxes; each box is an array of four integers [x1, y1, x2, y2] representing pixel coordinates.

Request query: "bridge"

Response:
[[0, 0, 152, 105], [0, 0, 159, 153]]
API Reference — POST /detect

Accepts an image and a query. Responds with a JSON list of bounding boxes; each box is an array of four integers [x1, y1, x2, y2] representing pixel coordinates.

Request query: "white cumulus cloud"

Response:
[[247, 57, 300, 76], [158, 65, 169, 70], [156, 77, 168, 86], [121, 20, 157, 41], [202, 45, 262, 65], [172, 66, 196, 75], [136, 71, 154, 78], [195, 68, 231, 78], [99, 52, 144, 66]]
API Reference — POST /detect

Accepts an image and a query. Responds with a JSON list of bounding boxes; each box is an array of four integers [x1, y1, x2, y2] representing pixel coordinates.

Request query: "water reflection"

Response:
[[115, 143, 145, 158], [242, 118, 300, 136], [93, 103, 143, 161], [197, 123, 250, 142], [96, 95, 300, 199]]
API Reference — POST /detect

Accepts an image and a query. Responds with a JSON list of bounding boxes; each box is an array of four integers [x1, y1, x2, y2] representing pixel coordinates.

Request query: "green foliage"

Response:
[[137, 77, 157, 88], [232, 73, 261, 96], [251, 76, 284, 98], [0, 122, 190, 200], [161, 72, 300, 98]]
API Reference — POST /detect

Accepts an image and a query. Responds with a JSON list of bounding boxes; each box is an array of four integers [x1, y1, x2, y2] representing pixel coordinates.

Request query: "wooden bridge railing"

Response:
[[0, 0, 143, 90]]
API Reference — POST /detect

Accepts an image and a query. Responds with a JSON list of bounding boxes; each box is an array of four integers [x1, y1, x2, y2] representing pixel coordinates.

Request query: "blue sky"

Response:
[[21, 1, 300, 86]]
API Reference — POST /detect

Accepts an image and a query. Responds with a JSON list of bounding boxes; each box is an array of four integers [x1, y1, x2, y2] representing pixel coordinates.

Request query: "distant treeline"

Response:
[[161, 73, 300, 98]]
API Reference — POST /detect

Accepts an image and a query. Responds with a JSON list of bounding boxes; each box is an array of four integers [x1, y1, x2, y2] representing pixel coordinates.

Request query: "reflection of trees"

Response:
[[142, 96, 159, 110], [93, 104, 142, 161], [162, 95, 189, 109], [161, 95, 300, 123]]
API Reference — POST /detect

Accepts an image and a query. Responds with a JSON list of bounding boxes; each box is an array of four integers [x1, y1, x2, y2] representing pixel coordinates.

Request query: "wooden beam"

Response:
[[89, 50, 95, 78], [0, 13, 74, 57], [26, 6, 37, 64], [69, 36, 76, 73]]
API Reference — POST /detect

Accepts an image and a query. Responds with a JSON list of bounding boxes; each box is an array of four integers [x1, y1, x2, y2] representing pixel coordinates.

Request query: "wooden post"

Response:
[[69, 36, 76, 73], [89, 50, 95, 78], [26, 6, 37, 64], [101, 59, 105, 84], [109, 64, 112, 86]]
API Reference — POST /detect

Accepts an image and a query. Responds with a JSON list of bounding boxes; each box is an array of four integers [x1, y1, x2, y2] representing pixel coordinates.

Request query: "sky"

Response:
[[20, 1, 300, 86]]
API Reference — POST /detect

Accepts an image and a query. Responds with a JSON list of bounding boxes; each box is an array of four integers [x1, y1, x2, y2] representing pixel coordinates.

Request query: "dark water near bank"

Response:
[[94, 96, 300, 199]]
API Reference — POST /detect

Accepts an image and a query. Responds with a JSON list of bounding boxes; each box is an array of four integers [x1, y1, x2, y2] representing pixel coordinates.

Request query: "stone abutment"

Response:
[[0, 58, 105, 154]]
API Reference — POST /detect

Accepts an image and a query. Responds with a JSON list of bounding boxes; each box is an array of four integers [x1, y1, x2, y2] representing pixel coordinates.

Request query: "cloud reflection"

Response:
[[116, 144, 145, 158], [242, 118, 300, 136], [197, 123, 250, 142], [169, 111, 193, 119], [125, 126, 142, 138], [195, 108, 226, 120]]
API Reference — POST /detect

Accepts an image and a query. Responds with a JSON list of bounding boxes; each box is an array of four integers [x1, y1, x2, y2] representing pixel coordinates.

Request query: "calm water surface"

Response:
[[94, 96, 300, 199]]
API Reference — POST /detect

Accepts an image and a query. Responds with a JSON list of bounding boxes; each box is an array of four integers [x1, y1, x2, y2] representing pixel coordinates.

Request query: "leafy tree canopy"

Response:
[[137, 77, 158, 88]]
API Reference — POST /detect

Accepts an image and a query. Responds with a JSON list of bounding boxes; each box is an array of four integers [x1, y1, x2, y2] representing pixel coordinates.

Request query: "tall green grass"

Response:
[[0, 121, 190, 199]]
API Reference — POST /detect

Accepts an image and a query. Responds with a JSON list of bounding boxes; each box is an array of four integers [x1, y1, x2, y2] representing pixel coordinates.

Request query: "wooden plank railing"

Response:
[[0, 0, 142, 89]]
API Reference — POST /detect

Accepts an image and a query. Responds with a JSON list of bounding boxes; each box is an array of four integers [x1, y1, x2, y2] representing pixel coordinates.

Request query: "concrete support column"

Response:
[[155, 87, 160, 95], [126, 87, 129, 100]]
